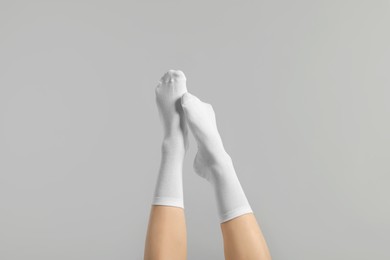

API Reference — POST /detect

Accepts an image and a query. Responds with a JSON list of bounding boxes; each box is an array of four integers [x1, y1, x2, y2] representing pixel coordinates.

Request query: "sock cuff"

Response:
[[219, 205, 253, 223], [152, 197, 184, 209]]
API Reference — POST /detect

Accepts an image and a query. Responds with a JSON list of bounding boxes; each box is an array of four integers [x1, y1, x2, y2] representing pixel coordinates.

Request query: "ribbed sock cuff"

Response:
[[152, 197, 184, 208], [219, 205, 253, 223]]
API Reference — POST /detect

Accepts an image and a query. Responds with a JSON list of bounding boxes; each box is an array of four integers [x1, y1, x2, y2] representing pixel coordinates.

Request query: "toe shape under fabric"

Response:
[[181, 92, 199, 106]]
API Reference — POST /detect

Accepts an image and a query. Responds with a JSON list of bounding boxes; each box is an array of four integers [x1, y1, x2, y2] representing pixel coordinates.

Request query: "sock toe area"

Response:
[[172, 70, 186, 80], [181, 92, 192, 104], [181, 92, 199, 106], [161, 69, 186, 83]]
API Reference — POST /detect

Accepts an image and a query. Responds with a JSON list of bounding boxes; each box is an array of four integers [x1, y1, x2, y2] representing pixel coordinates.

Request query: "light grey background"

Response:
[[0, 1, 389, 259]]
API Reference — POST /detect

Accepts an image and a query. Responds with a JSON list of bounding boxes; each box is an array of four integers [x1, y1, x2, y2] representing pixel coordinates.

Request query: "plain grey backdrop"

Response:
[[1, 0, 389, 259]]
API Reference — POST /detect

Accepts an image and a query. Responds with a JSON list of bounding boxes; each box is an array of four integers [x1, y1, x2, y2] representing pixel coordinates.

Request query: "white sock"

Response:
[[152, 70, 188, 208], [181, 92, 252, 222]]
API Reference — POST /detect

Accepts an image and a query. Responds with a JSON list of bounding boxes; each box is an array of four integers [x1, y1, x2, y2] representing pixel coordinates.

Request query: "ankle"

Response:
[[206, 151, 235, 179], [211, 152, 233, 172], [162, 137, 187, 154]]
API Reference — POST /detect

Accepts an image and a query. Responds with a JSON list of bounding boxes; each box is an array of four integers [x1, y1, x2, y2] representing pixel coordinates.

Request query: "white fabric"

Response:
[[152, 70, 188, 208], [182, 92, 252, 223]]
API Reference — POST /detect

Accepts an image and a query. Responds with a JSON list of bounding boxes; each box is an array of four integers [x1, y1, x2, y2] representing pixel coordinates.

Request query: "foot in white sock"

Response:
[[152, 70, 188, 208], [156, 70, 188, 145], [181, 92, 252, 222]]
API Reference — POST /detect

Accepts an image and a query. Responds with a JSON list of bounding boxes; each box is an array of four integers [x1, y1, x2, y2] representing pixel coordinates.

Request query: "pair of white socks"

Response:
[[152, 70, 252, 223]]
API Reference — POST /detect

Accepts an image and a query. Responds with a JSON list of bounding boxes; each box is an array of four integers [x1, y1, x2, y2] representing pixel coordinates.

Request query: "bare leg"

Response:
[[144, 206, 187, 260], [144, 70, 188, 260], [181, 92, 271, 260], [222, 214, 271, 260]]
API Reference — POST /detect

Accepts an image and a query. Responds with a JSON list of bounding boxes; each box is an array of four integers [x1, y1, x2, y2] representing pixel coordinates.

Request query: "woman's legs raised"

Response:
[[181, 92, 272, 260], [144, 70, 188, 260]]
